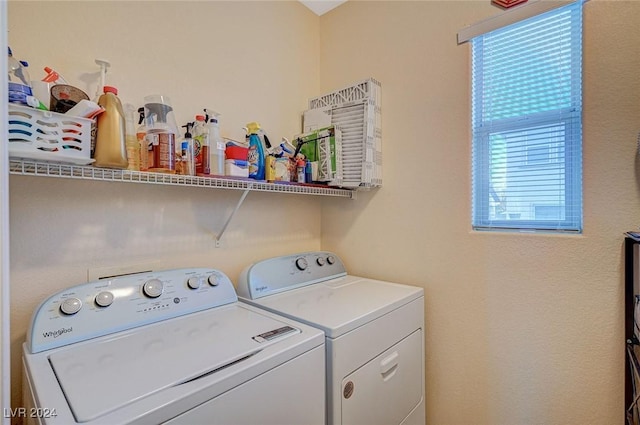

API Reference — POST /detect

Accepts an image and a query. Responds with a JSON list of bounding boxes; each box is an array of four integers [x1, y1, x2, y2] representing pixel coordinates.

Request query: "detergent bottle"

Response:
[[8, 47, 32, 105], [245, 122, 266, 180], [94, 86, 128, 169]]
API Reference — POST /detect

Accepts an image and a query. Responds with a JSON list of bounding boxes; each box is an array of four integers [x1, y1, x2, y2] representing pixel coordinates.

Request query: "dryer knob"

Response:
[[316, 257, 326, 266], [95, 291, 114, 307], [295, 257, 308, 271], [187, 277, 201, 290], [143, 279, 164, 298], [60, 297, 82, 315], [208, 275, 219, 286], [327, 255, 336, 265]]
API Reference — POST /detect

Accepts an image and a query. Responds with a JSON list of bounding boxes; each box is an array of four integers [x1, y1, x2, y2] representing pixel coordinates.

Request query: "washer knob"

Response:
[[316, 257, 326, 266], [208, 275, 219, 286], [143, 279, 164, 298], [295, 257, 308, 271], [60, 297, 82, 315], [95, 291, 114, 307], [187, 277, 201, 290], [327, 255, 336, 265]]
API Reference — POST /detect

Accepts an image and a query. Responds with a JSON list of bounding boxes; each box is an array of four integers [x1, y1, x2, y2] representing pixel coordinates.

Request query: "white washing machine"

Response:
[[237, 251, 425, 425], [22, 267, 325, 425]]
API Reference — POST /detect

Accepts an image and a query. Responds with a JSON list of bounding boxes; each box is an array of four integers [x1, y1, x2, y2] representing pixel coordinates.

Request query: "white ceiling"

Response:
[[299, 0, 347, 16]]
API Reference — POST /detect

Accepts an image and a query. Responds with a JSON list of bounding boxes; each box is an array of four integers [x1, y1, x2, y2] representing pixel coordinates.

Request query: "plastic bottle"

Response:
[[144, 95, 178, 173], [180, 123, 195, 176], [192, 115, 209, 175], [259, 128, 273, 155], [296, 158, 306, 183], [94, 86, 128, 169], [124, 104, 140, 171], [265, 155, 276, 182], [206, 110, 225, 176], [246, 122, 266, 180], [137, 108, 150, 171], [8, 47, 33, 105], [305, 160, 313, 183]]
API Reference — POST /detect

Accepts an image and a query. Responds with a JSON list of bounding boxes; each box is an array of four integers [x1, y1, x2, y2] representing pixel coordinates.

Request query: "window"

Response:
[[471, 1, 583, 232]]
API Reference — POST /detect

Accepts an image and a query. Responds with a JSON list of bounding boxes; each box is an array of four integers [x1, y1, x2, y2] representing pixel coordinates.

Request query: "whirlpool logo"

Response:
[[42, 327, 72, 339], [255, 286, 268, 292]]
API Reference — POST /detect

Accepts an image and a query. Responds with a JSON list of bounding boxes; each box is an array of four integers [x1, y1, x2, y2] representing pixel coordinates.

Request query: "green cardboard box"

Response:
[[294, 126, 342, 184]]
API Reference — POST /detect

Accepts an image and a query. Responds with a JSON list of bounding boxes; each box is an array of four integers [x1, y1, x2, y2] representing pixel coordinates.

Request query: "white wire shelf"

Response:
[[8, 159, 357, 199]]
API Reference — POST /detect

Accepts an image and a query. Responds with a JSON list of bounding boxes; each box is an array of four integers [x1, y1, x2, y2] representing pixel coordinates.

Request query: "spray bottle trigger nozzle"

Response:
[[182, 122, 194, 138]]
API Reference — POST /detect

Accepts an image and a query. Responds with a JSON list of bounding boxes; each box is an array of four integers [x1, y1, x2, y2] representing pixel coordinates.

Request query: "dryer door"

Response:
[[340, 329, 423, 425]]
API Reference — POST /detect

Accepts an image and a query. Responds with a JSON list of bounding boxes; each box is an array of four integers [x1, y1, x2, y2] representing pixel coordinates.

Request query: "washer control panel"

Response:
[[237, 251, 347, 300], [27, 268, 237, 354]]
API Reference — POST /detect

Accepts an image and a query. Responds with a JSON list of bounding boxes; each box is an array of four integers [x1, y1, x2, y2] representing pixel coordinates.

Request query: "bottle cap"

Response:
[[103, 86, 118, 95], [246, 122, 261, 134], [195, 115, 205, 121]]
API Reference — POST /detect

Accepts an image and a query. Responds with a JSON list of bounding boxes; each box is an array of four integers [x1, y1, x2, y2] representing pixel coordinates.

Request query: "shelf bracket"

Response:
[[215, 189, 250, 248]]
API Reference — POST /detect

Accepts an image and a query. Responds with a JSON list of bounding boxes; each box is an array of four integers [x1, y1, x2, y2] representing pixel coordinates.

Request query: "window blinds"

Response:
[[471, 1, 583, 232]]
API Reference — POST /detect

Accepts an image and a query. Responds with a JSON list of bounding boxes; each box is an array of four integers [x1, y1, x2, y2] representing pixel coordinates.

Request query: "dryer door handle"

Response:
[[380, 351, 399, 380]]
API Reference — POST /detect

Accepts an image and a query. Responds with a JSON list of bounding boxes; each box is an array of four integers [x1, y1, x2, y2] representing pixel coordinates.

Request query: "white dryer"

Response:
[[22, 268, 325, 425], [237, 252, 425, 425]]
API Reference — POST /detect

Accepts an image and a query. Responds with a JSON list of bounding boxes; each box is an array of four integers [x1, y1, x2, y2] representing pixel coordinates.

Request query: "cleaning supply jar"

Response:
[[144, 95, 178, 173]]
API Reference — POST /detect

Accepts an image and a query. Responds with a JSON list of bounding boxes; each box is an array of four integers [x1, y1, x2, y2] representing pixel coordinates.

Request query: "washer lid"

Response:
[[246, 275, 423, 338], [49, 303, 300, 423]]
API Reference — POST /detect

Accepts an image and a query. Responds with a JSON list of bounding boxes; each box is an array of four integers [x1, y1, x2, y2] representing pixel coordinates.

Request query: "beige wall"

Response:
[[320, 0, 640, 424], [7, 0, 640, 424], [7, 1, 323, 421]]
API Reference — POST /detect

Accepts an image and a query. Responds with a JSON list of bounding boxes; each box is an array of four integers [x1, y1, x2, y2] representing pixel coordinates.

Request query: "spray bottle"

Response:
[[180, 123, 195, 176], [42, 67, 68, 84], [137, 107, 150, 171], [192, 114, 209, 175], [259, 127, 276, 182], [245, 122, 266, 180], [144, 95, 178, 173], [124, 104, 140, 171], [206, 110, 225, 176]]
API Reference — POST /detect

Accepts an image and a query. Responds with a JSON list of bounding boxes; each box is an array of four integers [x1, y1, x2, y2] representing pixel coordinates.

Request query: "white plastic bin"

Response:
[[8, 104, 93, 165]]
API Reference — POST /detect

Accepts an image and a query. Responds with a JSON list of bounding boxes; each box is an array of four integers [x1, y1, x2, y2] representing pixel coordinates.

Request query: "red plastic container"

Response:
[[226, 145, 249, 160]]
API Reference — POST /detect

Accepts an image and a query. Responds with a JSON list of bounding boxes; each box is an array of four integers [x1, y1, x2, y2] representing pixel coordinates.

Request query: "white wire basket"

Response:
[[8, 104, 94, 165]]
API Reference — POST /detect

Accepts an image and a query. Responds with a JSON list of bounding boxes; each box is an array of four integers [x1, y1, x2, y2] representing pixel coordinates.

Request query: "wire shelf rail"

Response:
[[8, 159, 356, 199]]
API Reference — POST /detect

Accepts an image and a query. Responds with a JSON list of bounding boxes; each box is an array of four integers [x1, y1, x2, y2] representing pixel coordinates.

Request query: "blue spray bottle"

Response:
[[245, 122, 266, 180]]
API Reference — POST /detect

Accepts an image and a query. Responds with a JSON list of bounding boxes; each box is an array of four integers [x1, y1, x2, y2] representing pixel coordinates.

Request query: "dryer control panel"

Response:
[[27, 268, 237, 354], [237, 251, 347, 300]]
